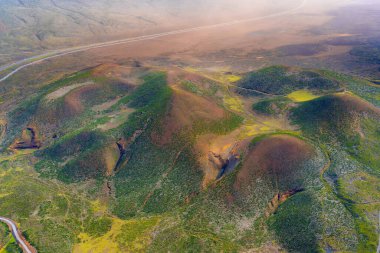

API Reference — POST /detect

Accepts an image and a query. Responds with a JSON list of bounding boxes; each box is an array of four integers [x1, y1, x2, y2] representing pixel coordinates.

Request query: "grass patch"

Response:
[[287, 90, 319, 102], [252, 97, 291, 115], [194, 112, 243, 136], [181, 80, 200, 94], [0, 154, 94, 253], [74, 217, 161, 253], [223, 96, 244, 113], [336, 177, 378, 252], [84, 217, 113, 237], [116, 217, 161, 252], [0, 237, 22, 253], [225, 74, 242, 83]]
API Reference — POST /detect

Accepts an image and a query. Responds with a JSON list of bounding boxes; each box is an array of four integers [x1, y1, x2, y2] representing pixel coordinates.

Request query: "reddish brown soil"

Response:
[[234, 135, 316, 193], [336, 93, 380, 116], [103, 145, 120, 177], [167, 68, 207, 86], [38, 84, 100, 125], [11, 125, 41, 150], [152, 87, 225, 145], [91, 63, 148, 85]]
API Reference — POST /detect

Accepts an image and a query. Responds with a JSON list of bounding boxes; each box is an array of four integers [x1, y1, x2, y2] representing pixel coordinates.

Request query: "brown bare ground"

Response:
[[65, 85, 100, 114], [103, 145, 120, 177], [45, 81, 93, 101], [335, 93, 380, 116], [91, 63, 146, 85], [167, 68, 208, 87], [2, 0, 353, 97], [152, 86, 225, 145], [195, 130, 250, 189], [11, 124, 41, 150], [97, 108, 135, 131], [234, 135, 315, 193], [265, 188, 304, 217], [40, 84, 100, 125], [0, 119, 6, 143]]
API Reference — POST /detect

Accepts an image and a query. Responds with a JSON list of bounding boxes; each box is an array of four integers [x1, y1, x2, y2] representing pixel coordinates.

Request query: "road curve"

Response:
[[0, 217, 35, 253], [0, 0, 306, 83]]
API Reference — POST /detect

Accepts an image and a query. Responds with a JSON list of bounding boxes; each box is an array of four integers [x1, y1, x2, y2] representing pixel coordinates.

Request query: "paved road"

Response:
[[0, 217, 33, 253], [0, 0, 306, 83]]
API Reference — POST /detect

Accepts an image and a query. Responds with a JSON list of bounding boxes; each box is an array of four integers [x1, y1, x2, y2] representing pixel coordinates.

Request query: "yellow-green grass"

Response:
[[287, 90, 319, 102], [74, 216, 161, 253], [223, 96, 244, 113], [225, 75, 242, 83], [0, 237, 16, 253], [90, 200, 109, 215], [239, 124, 272, 138], [337, 173, 380, 252]]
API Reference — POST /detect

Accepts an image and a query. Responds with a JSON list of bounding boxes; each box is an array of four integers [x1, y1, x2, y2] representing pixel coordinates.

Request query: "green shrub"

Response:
[[238, 66, 339, 95], [84, 217, 112, 237], [267, 192, 322, 252], [252, 97, 291, 115]]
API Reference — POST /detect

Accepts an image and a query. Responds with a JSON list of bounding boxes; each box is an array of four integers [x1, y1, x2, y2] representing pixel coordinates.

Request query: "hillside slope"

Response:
[[0, 64, 379, 252]]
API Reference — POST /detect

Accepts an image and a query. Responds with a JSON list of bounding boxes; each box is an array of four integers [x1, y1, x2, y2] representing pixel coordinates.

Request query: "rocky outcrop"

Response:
[[11, 126, 41, 150], [265, 188, 304, 217]]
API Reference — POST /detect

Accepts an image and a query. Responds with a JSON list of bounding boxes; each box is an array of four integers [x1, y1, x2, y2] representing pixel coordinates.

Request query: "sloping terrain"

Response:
[[235, 135, 317, 194], [238, 66, 342, 96], [291, 93, 380, 252], [0, 61, 379, 253], [292, 93, 380, 143]]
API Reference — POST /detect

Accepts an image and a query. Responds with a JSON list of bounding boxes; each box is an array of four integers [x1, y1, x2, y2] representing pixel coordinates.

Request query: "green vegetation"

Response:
[[320, 69, 380, 107], [0, 154, 94, 253], [4, 70, 92, 148], [1, 237, 22, 253], [287, 90, 319, 102], [84, 217, 113, 237], [0, 223, 9, 248], [291, 92, 380, 252], [238, 66, 339, 95], [1, 62, 379, 253], [35, 73, 170, 183], [0, 223, 17, 253], [181, 80, 200, 94], [268, 192, 322, 252], [113, 136, 203, 217], [355, 119, 380, 170], [291, 94, 376, 144], [35, 130, 110, 182], [194, 112, 243, 136], [336, 175, 379, 252], [252, 97, 291, 115], [118, 72, 172, 138], [116, 217, 161, 251]]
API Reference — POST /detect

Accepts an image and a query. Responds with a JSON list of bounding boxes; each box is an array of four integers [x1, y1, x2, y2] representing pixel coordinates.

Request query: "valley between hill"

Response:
[[0, 61, 378, 252]]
